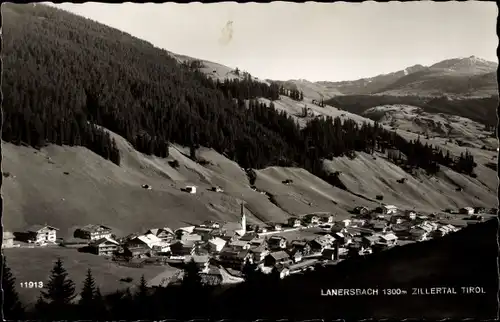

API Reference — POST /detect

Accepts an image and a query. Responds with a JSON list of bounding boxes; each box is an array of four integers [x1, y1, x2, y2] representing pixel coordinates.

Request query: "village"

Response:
[[2, 201, 496, 287]]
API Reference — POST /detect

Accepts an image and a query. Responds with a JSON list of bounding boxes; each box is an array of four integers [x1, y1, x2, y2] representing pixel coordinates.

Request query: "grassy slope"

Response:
[[3, 246, 167, 306]]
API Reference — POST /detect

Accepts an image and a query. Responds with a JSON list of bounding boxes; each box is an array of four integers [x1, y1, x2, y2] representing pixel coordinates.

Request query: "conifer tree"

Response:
[[42, 258, 76, 318], [1, 258, 24, 319], [78, 268, 96, 315]]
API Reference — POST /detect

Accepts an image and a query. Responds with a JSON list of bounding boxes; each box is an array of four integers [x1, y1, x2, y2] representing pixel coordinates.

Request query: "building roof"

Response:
[[322, 247, 338, 255], [250, 244, 267, 254], [26, 224, 59, 232], [381, 233, 398, 241], [269, 251, 290, 261], [176, 226, 195, 234], [92, 236, 119, 246], [364, 235, 380, 242], [229, 240, 250, 248], [80, 224, 112, 232], [208, 237, 227, 248], [144, 233, 162, 244]]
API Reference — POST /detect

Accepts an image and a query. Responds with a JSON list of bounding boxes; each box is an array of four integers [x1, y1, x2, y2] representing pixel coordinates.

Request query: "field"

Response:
[[3, 246, 167, 306]]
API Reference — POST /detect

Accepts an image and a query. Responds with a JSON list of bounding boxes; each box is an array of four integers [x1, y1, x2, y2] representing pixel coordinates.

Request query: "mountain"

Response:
[[316, 64, 428, 96], [304, 56, 498, 97], [1, 3, 497, 242]]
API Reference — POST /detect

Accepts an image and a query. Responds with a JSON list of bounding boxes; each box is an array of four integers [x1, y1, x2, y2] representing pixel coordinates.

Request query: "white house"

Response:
[[379, 233, 398, 246], [383, 205, 398, 215], [341, 219, 352, 227], [208, 237, 227, 252], [459, 207, 474, 215], [75, 224, 112, 241], [185, 186, 197, 194], [25, 225, 59, 244]]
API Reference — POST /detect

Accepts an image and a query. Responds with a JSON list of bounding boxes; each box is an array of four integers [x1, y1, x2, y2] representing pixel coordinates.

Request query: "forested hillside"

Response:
[[2, 3, 478, 183], [325, 94, 498, 127]]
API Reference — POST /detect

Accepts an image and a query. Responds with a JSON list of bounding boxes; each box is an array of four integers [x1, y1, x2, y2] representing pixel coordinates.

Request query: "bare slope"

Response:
[[1, 129, 290, 238], [323, 152, 497, 212]]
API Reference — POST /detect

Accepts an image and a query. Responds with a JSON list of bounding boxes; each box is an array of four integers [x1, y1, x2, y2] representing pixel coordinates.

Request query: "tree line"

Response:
[[279, 85, 304, 101], [2, 256, 280, 320]]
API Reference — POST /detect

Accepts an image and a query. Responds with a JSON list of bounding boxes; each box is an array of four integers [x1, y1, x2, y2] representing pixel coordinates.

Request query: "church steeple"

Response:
[[240, 203, 246, 234]]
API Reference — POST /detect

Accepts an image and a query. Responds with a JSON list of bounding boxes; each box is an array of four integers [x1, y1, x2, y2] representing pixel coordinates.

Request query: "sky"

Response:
[[49, 1, 498, 82]]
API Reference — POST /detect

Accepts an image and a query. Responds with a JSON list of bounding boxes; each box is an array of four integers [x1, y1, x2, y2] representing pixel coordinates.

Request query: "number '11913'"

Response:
[[20, 281, 44, 288]]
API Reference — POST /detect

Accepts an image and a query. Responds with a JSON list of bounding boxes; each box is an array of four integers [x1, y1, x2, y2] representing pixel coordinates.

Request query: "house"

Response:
[[405, 210, 417, 220], [89, 237, 119, 256], [362, 235, 380, 247], [218, 249, 253, 269], [74, 225, 112, 241], [351, 218, 366, 227], [201, 220, 221, 229], [353, 206, 369, 216], [211, 186, 224, 193], [193, 227, 214, 241], [272, 223, 283, 231], [145, 228, 174, 242], [276, 266, 290, 279], [24, 225, 59, 244], [175, 226, 196, 238], [341, 219, 352, 227], [290, 240, 312, 256], [288, 217, 302, 228], [123, 245, 150, 258], [250, 244, 270, 262], [180, 233, 203, 243], [390, 216, 405, 225], [185, 185, 197, 194], [228, 240, 251, 250], [459, 207, 475, 215], [334, 232, 352, 246], [239, 232, 259, 242], [409, 228, 428, 241], [207, 237, 227, 252], [2, 231, 15, 248], [287, 248, 303, 263], [264, 251, 293, 267], [331, 222, 348, 233], [444, 224, 458, 232], [249, 237, 266, 247], [322, 246, 340, 261], [432, 227, 449, 238], [377, 205, 398, 215], [185, 254, 210, 271], [379, 233, 398, 246], [369, 220, 388, 232], [267, 236, 287, 250], [309, 234, 335, 252], [170, 240, 196, 257], [127, 235, 161, 249], [303, 214, 320, 225]]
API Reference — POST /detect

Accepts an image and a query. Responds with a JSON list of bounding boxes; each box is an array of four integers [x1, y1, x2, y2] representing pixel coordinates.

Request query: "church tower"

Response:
[[240, 203, 247, 234]]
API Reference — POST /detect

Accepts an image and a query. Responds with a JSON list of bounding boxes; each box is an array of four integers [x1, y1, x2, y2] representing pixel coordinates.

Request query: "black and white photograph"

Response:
[[1, 1, 498, 320]]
